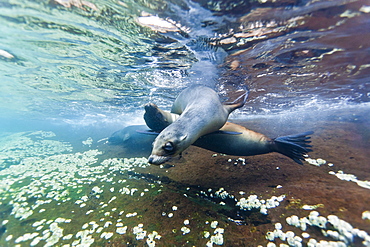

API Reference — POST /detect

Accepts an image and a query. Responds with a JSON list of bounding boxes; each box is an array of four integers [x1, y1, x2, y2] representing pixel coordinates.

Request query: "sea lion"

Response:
[[108, 125, 156, 157], [144, 103, 313, 164], [147, 85, 247, 165]]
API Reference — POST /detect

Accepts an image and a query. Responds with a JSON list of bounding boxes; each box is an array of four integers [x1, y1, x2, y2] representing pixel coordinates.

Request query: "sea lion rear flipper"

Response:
[[273, 131, 314, 165], [223, 90, 249, 114]]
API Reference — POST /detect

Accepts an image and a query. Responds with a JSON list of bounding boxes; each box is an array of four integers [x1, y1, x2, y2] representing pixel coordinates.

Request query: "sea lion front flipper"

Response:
[[136, 130, 160, 135], [209, 130, 242, 135], [223, 89, 249, 114], [144, 103, 179, 132]]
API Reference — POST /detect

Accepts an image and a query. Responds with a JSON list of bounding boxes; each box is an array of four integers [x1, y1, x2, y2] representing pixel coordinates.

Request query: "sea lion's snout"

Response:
[[148, 155, 170, 165]]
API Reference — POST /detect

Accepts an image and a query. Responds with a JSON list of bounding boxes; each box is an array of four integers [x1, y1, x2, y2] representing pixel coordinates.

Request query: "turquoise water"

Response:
[[0, 0, 370, 246]]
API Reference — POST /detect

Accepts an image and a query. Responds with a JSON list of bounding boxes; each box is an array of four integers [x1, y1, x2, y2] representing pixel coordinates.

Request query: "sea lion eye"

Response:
[[163, 142, 174, 151]]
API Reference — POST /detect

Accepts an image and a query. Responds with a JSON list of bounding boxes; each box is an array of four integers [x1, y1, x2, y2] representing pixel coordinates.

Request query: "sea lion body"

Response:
[[148, 85, 247, 165], [144, 103, 313, 164], [194, 122, 274, 156]]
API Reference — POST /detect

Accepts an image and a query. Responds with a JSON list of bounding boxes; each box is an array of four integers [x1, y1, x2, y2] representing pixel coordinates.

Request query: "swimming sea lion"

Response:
[[147, 85, 247, 165], [144, 103, 313, 164], [108, 125, 156, 157]]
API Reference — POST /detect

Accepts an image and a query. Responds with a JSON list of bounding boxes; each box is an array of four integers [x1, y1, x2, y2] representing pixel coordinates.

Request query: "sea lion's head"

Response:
[[148, 128, 188, 165]]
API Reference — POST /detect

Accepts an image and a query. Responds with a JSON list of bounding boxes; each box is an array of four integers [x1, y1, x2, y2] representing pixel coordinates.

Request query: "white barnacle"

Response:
[[305, 158, 319, 166], [276, 195, 285, 202], [92, 186, 103, 194], [287, 236, 295, 246], [316, 158, 326, 165], [81, 195, 89, 202], [146, 239, 156, 247], [362, 211, 370, 220], [275, 223, 282, 230], [279, 232, 287, 241], [130, 188, 138, 195], [290, 215, 300, 227], [15, 235, 25, 243], [108, 196, 117, 203], [133, 225, 146, 240], [326, 230, 340, 240], [301, 232, 310, 238], [327, 215, 340, 226], [266, 231, 275, 241], [286, 216, 292, 225], [104, 221, 112, 228], [286, 231, 295, 238], [307, 238, 318, 247], [308, 211, 320, 223], [30, 236, 42, 246], [260, 206, 268, 215], [316, 216, 327, 228], [126, 212, 137, 218], [294, 236, 303, 242], [62, 234, 73, 240], [300, 217, 309, 231], [54, 218, 66, 223], [210, 230, 224, 245], [104, 232, 113, 239], [210, 221, 218, 229], [181, 226, 190, 235], [116, 226, 127, 234]]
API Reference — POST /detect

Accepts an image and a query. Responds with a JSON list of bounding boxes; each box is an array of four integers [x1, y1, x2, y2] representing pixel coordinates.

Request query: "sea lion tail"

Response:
[[223, 90, 249, 113], [273, 131, 314, 165]]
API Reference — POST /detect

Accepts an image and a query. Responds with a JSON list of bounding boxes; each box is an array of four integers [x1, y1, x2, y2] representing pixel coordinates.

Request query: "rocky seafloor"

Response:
[[0, 106, 369, 247]]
